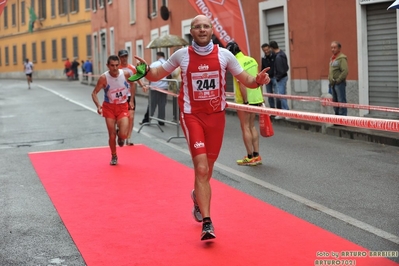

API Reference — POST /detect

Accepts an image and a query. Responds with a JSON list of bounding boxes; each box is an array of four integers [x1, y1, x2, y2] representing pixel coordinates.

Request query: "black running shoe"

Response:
[[116, 129, 124, 147], [201, 222, 216, 241], [191, 189, 203, 222], [110, 155, 118, 165]]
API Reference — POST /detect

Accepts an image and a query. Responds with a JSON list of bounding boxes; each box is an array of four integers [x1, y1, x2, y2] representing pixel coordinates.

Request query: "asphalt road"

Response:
[[0, 79, 398, 265]]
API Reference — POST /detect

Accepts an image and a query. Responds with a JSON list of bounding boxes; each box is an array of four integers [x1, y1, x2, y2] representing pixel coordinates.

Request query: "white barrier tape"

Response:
[[321, 101, 399, 113], [150, 86, 178, 97], [226, 92, 399, 114], [226, 102, 399, 133]]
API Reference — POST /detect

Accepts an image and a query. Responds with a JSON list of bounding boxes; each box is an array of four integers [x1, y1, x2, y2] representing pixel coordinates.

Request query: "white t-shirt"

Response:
[[24, 62, 33, 74]]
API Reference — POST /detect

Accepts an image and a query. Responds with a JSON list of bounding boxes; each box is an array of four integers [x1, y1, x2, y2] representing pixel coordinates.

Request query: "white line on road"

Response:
[[39, 84, 399, 245]]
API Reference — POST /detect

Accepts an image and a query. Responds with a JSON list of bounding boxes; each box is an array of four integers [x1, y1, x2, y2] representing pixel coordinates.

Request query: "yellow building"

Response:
[[0, 0, 91, 79]]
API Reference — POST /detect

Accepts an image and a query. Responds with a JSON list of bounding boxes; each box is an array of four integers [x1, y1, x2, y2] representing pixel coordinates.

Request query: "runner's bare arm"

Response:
[[134, 55, 170, 81], [91, 75, 106, 114], [235, 67, 270, 89], [124, 71, 136, 109]]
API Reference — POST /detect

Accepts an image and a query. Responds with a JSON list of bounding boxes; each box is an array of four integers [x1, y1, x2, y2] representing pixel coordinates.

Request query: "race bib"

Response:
[[191, 71, 220, 101]]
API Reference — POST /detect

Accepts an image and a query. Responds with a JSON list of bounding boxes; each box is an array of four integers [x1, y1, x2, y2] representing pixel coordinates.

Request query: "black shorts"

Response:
[[249, 103, 263, 107], [127, 96, 136, 111], [26, 73, 32, 78]]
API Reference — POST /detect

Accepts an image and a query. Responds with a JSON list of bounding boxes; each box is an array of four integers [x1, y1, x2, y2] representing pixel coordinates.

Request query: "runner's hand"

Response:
[[256, 67, 271, 85]]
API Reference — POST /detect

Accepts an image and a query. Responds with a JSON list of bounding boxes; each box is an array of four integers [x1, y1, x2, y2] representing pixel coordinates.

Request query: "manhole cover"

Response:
[[0, 139, 64, 149]]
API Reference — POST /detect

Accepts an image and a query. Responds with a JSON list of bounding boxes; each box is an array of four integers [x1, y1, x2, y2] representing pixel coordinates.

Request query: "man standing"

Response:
[[269, 41, 290, 118], [328, 41, 348, 116], [118, 49, 146, 145], [23, 58, 33, 89], [227, 41, 263, 166], [140, 52, 169, 126], [91, 55, 135, 165], [130, 15, 270, 241], [261, 43, 279, 109], [71, 58, 80, 80]]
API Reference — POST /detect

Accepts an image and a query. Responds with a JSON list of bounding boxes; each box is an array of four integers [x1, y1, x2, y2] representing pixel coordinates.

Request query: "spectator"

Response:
[[261, 43, 280, 110], [84, 59, 93, 75], [71, 58, 80, 80], [328, 41, 348, 116], [64, 58, 71, 80], [269, 41, 290, 119], [81, 60, 86, 79], [140, 51, 169, 126]]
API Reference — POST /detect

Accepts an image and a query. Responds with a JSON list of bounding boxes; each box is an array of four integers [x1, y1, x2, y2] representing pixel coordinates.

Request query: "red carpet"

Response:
[[29, 145, 398, 266]]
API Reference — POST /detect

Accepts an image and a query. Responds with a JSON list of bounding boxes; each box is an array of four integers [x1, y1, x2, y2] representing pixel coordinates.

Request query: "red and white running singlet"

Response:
[[103, 69, 130, 104]]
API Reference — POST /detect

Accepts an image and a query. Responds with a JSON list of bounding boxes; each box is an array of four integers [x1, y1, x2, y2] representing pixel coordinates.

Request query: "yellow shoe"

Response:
[[236, 156, 257, 166]]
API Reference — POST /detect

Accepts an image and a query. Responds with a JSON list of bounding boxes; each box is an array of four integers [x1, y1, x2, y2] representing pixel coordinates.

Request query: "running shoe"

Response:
[[191, 189, 203, 222], [236, 156, 257, 166], [116, 129, 124, 147], [201, 222, 216, 241], [252, 155, 262, 165], [110, 154, 118, 165], [125, 139, 134, 146]]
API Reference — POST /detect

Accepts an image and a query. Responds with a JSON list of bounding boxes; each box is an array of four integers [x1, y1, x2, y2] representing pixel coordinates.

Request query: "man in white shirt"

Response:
[[23, 59, 33, 89]]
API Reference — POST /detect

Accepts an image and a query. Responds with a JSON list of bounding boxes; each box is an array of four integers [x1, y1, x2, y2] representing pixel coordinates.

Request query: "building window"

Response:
[[22, 44, 27, 61], [73, 36, 78, 58], [151, 0, 157, 17], [61, 38, 67, 59], [0, 47, 2, 66], [129, 0, 136, 23], [108, 0, 112, 4], [32, 42, 37, 63], [51, 0, 56, 17], [4, 6, 8, 28], [11, 4, 16, 26], [5, 46, 9, 65], [38, 0, 46, 19], [52, 39, 57, 61], [85, 0, 90, 10], [31, 0, 35, 9], [70, 0, 79, 13], [59, 0, 67, 15], [92, 0, 97, 11], [13, 45, 17, 65], [86, 34, 92, 57], [99, 0, 104, 8], [41, 40, 46, 62], [21, 1, 26, 24]]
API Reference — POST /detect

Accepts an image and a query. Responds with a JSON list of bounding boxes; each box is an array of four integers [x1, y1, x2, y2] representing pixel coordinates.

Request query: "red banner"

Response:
[[0, 0, 7, 17], [188, 0, 250, 55]]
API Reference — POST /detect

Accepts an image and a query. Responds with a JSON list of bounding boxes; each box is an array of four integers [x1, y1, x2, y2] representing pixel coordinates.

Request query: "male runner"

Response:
[[130, 15, 270, 240], [91, 55, 135, 165], [23, 59, 33, 89]]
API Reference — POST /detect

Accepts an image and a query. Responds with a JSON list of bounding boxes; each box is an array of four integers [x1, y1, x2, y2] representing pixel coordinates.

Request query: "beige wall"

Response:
[[0, 0, 91, 78]]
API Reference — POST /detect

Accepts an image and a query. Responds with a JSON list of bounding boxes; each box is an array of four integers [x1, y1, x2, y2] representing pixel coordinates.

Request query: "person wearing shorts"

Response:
[[131, 15, 271, 241], [227, 41, 264, 166], [91, 55, 135, 165], [118, 49, 147, 145], [23, 59, 33, 89]]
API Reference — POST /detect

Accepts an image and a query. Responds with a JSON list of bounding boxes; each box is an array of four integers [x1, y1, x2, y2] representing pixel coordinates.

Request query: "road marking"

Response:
[[39, 84, 399, 245]]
